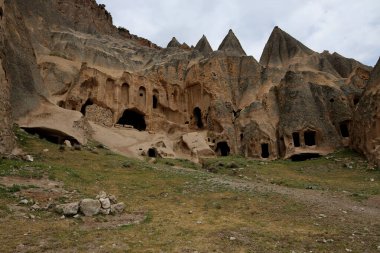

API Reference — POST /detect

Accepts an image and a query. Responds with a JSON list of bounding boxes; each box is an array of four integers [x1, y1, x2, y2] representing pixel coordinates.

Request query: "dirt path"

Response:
[[167, 166, 380, 221]]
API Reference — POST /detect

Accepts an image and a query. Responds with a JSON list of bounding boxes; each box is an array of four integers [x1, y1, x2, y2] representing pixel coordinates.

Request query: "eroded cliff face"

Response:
[[352, 58, 380, 166], [0, 0, 376, 161], [0, 0, 15, 155]]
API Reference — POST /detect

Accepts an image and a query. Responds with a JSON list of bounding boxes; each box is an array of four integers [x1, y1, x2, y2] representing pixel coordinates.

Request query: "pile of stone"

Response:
[[55, 191, 125, 217]]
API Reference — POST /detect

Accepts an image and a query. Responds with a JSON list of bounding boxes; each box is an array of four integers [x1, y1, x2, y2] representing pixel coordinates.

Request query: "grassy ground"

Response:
[[0, 129, 379, 252]]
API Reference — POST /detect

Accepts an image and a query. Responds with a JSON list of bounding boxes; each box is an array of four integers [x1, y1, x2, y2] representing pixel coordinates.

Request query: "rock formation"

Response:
[[218, 29, 247, 56], [352, 58, 380, 166], [0, 0, 377, 164], [167, 37, 181, 48], [0, 0, 16, 155], [195, 35, 213, 56]]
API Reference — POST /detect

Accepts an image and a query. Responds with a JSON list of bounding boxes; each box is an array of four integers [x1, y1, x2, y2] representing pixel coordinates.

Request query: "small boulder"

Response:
[[99, 208, 111, 215], [64, 140, 72, 148], [31, 204, 41, 210], [79, 199, 101, 216], [108, 195, 117, 204], [110, 202, 125, 214], [96, 191, 107, 199], [25, 155, 34, 162], [55, 202, 79, 216], [99, 198, 111, 209]]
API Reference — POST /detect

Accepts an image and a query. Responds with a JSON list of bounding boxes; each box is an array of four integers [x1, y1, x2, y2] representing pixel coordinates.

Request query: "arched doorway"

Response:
[[152, 89, 159, 109], [216, 141, 230, 156], [80, 99, 93, 116], [261, 143, 270, 158], [304, 131, 316, 146], [193, 107, 204, 129], [117, 109, 146, 131]]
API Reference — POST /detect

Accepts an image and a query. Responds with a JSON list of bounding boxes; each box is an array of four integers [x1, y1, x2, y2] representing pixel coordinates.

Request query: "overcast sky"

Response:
[[97, 0, 380, 66]]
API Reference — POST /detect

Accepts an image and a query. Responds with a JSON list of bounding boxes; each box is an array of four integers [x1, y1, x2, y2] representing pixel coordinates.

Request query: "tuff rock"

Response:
[[0, 0, 377, 165]]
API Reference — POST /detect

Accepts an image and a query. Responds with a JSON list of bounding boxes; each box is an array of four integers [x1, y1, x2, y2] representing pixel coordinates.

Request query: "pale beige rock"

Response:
[[0, 0, 375, 164]]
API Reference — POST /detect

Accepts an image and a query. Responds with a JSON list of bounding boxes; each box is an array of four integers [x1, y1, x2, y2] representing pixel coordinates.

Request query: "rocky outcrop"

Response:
[[167, 37, 182, 48], [352, 58, 380, 166], [0, 0, 15, 155], [218, 29, 247, 56], [260, 26, 314, 68], [195, 35, 213, 56], [55, 191, 125, 217], [0, 0, 377, 163]]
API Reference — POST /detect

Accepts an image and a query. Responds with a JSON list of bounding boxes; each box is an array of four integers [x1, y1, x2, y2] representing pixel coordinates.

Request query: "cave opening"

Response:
[[353, 97, 360, 105], [117, 109, 146, 131], [57, 101, 65, 108], [304, 131, 316, 146], [153, 95, 158, 109], [23, 127, 79, 145], [216, 141, 230, 156], [0, 7, 3, 20], [340, 121, 350, 138], [148, 148, 157, 158], [261, 143, 270, 158], [292, 132, 300, 147], [80, 99, 93, 116], [193, 107, 204, 129], [290, 153, 321, 162]]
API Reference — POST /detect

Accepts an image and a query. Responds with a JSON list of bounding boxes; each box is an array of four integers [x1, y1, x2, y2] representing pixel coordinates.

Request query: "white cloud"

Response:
[[98, 0, 380, 65]]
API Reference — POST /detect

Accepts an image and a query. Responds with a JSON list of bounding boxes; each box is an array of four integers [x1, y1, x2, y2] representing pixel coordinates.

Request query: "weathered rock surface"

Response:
[[352, 58, 380, 166], [110, 202, 126, 215], [0, 0, 377, 163], [218, 29, 247, 56], [167, 37, 181, 48], [55, 202, 79, 216], [0, 0, 16, 155], [79, 199, 101, 217], [195, 35, 213, 56]]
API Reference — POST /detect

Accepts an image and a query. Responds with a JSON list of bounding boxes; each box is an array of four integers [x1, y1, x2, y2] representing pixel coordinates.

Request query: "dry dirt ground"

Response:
[[0, 129, 379, 252]]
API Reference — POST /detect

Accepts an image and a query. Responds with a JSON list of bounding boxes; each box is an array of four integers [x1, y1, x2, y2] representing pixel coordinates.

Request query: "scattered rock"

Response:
[[55, 202, 79, 216], [99, 198, 111, 209], [110, 202, 125, 214], [25, 155, 34, 162], [79, 199, 101, 216], [64, 140, 72, 148], [99, 208, 111, 215], [229, 236, 236, 241], [108, 195, 117, 204], [31, 204, 41, 210], [96, 191, 107, 199], [19, 199, 29, 205], [43, 149, 49, 152]]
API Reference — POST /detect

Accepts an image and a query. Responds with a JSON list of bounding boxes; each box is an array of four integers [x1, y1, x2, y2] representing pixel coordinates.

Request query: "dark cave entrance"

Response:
[[353, 96, 360, 105], [80, 99, 93, 116], [193, 107, 204, 129], [23, 127, 79, 145], [261, 143, 270, 158], [0, 7, 3, 20], [216, 141, 230, 156], [339, 121, 350, 138], [290, 153, 321, 162], [117, 109, 146, 131], [304, 131, 316, 146], [153, 95, 158, 109], [292, 132, 300, 147], [148, 148, 158, 158]]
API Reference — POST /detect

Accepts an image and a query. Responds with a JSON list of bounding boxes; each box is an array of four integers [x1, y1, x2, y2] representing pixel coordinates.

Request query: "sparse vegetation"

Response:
[[0, 128, 379, 252]]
